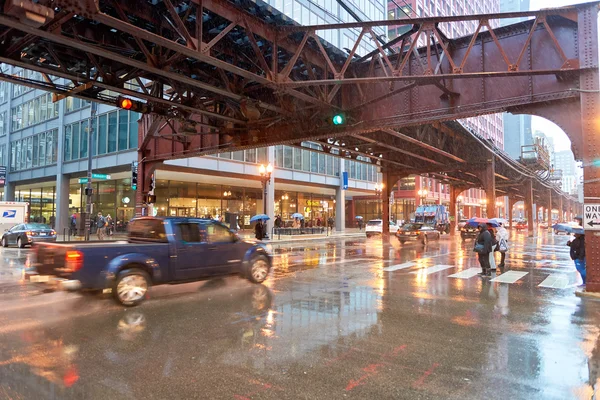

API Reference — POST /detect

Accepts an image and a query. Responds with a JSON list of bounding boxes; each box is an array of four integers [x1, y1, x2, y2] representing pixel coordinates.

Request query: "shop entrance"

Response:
[[116, 207, 134, 232], [169, 207, 197, 217]]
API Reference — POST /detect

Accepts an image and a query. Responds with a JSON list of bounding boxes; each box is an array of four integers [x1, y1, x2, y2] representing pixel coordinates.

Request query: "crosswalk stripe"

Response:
[[538, 274, 570, 289], [383, 262, 416, 272], [491, 271, 528, 283], [448, 268, 481, 279], [410, 265, 455, 275]]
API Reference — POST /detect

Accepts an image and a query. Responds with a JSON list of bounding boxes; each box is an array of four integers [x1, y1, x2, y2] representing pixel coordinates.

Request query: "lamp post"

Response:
[[457, 195, 463, 219], [496, 200, 503, 218], [258, 163, 273, 215], [374, 183, 384, 218], [418, 189, 428, 205], [480, 198, 488, 218]]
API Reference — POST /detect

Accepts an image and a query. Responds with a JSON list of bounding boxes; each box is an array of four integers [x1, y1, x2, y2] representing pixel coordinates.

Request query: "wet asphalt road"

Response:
[[0, 231, 599, 399]]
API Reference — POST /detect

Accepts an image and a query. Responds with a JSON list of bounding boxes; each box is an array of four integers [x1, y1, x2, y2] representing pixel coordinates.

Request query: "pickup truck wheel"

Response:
[[113, 269, 150, 306], [248, 256, 270, 284], [1, 237, 7, 247]]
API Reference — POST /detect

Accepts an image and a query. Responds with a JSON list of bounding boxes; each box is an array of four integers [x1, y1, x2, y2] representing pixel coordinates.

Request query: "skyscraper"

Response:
[[503, 113, 533, 160], [499, 0, 531, 26], [500, 0, 533, 160], [555, 150, 578, 194]]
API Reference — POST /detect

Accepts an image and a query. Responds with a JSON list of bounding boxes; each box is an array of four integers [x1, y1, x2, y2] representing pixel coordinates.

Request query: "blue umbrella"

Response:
[[355, 216, 364, 220], [552, 223, 574, 233], [291, 213, 304, 219], [569, 227, 585, 235], [250, 214, 270, 222], [466, 217, 499, 228]]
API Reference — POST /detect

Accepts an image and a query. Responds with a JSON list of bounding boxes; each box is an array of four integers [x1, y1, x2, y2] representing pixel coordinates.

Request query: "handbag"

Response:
[[473, 243, 485, 254], [499, 238, 508, 252]]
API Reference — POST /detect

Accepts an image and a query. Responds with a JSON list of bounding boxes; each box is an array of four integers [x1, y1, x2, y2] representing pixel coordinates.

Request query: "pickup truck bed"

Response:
[[35, 241, 171, 289]]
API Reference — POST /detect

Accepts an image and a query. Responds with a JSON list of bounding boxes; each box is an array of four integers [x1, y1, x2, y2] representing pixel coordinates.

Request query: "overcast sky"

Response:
[[526, 0, 596, 153]]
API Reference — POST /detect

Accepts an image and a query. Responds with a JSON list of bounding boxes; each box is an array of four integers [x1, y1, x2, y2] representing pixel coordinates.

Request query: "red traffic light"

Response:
[[119, 98, 133, 110]]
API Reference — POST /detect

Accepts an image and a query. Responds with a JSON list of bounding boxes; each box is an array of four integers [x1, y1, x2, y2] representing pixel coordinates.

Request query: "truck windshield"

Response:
[[128, 219, 168, 242]]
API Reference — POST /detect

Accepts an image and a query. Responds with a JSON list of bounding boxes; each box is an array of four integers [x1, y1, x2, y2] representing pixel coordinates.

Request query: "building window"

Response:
[[10, 128, 58, 171], [10, 92, 58, 132], [65, 93, 91, 113]]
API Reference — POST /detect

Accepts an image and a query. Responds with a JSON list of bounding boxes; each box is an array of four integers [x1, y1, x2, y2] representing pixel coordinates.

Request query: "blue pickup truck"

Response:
[[32, 217, 272, 306]]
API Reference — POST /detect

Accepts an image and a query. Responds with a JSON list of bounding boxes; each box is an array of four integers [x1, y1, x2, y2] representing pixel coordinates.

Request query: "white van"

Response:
[[365, 219, 399, 238], [0, 202, 28, 232]]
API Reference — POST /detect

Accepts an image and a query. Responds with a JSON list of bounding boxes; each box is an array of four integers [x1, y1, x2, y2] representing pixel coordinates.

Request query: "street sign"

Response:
[[583, 204, 600, 230], [78, 174, 111, 184], [131, 162, 138, 190]]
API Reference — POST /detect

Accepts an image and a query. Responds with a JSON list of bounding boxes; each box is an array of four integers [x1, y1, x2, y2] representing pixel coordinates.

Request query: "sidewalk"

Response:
[[240, 228, 365, 243], [56, 229, 365, 243]]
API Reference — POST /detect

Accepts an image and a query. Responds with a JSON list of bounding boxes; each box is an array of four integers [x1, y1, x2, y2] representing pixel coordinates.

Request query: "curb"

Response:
[[265, 233, 365, 244], [575, 290, 600, 301]]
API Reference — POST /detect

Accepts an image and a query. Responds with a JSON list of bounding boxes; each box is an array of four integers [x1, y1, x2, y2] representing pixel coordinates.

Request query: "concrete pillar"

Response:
[[335, 157, 345, 232], [524, 180, 534, 237], [265, 147, 275, 236], [55, 174, 70, 234], [4, 181, 15, 201]]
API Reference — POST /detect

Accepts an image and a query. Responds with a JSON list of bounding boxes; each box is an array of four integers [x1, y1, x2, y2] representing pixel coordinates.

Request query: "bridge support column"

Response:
[[558, 197, 564, 223], [381, 170, 392, 243], [449, 186, 463, 236], [524, 180, 534, 237], [335, 157, 345, 232], [508, 196, 517, 223], [480, 157, 496, 219], [547, 189, 553, 232]]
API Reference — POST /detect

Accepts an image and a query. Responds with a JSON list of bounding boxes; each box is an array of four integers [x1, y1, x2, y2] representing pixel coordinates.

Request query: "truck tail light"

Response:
[[65, 250, 84, 272]]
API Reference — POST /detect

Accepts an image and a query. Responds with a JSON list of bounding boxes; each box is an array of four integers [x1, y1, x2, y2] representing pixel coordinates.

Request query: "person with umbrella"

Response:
[[474, 223, 493, 277], [254, 219, 264, 240], [495, 221, 509, 270], [567, 228, 586, 286]]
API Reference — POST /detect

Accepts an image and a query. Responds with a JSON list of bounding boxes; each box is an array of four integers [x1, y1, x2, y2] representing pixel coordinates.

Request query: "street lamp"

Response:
[[418, 189, 428, 204], [457, 195, 463, 219], [259, 163, 273, 215], [480, 198, 488, 218], [375, 183, 384, 218]]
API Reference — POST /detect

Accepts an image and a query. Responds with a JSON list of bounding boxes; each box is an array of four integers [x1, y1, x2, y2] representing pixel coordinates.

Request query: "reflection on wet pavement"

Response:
[[0, 232, 599, 399]]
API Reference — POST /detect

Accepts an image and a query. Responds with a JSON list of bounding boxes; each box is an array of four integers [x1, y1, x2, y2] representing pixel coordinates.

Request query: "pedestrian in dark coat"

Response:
[[475, 223, 493, 277], [568, 233, 586, 285], [254, 220, 264, 240]]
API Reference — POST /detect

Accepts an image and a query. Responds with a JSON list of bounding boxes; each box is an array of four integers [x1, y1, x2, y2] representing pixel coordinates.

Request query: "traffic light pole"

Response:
[[84, 101, 97, 241]]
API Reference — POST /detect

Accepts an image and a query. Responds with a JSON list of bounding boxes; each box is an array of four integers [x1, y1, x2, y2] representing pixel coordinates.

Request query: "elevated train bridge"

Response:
[[0, 0, 596, 288]]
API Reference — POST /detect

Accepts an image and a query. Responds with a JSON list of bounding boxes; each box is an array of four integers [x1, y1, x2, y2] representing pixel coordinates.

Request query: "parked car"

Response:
[[31, 217, 272, 306], [460, 223, 479, 240], [365, 219, 399, 238], [396, 223, 440, 245], [1, 223, 56, 248], [515, 220, 528, 230], [539, 222, 548, 229]]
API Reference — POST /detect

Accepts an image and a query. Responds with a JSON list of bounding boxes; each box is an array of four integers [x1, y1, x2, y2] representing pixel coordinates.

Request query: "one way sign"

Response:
[[584, 204, 600, 230]]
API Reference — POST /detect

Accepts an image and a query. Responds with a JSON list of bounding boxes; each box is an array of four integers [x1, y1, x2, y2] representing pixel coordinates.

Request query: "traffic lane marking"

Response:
[[490, 271, 528, 283]]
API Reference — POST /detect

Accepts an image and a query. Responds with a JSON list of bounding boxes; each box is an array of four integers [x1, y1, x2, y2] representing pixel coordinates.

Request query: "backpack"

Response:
[[97, 216, 106, 228]]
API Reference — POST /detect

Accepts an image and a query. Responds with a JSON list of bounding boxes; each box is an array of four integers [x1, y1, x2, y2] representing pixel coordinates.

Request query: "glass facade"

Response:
[[14, 187, 56, 226], [64, 92, 91, 113], [220, 143, 378, 181], [63, 110, 139, 162], [274, 190, 335, 227], [68, 178, 136, 233], [153, 180, 261, 230], [10, 128, 58, 171], [11, 92, 58, 131]]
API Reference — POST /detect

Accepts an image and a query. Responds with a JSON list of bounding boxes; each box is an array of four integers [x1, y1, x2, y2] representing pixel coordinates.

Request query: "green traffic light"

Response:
[[332, 114, 345, 125]]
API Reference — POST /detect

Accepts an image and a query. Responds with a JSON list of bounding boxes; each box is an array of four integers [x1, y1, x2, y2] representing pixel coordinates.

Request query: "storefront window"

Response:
[[116, 178, 135, 231]]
